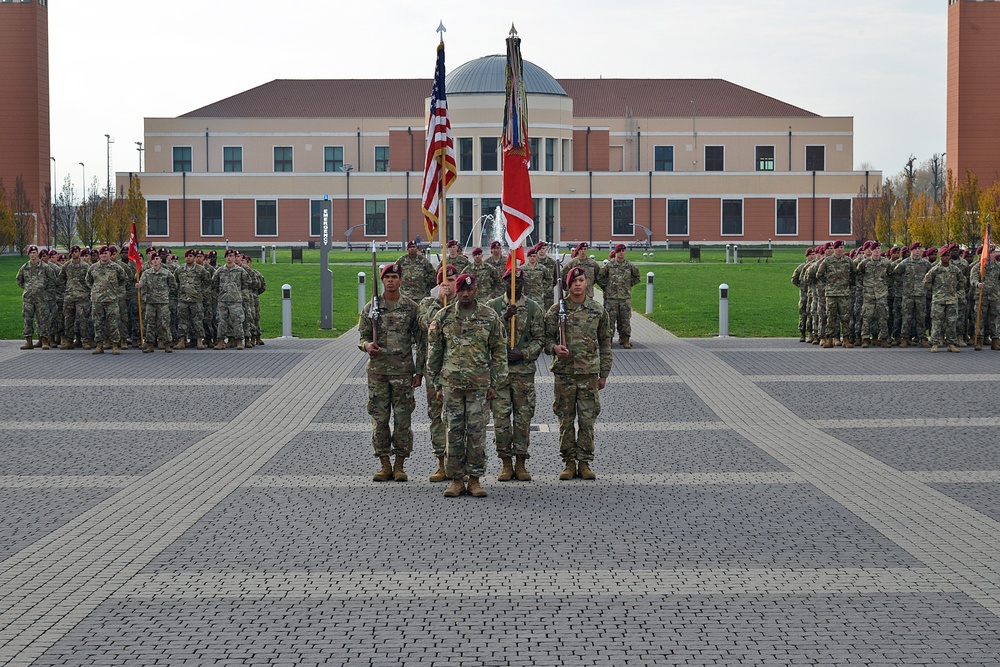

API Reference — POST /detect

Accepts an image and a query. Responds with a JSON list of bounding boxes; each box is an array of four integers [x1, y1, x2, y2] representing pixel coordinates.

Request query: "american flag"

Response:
[[421, 40, 457, 242]]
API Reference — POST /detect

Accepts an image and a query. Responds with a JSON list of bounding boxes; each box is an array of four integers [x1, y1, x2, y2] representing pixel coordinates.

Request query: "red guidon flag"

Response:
[[501, 26, 534, 270], [421, 38, 457, 242], [127, 221, 142, 275]]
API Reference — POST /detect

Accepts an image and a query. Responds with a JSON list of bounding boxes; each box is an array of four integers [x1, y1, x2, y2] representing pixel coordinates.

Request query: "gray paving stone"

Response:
[[715, 348, 1000, 377], [826, 427, 1000, 472], [0, 488, 120, 559], [927, 483, 1000, 522]]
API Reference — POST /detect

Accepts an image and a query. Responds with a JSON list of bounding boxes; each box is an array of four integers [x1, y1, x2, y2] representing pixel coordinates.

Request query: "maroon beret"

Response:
[[805, 248, 813, 257], [436, 264, 458, 284], [224, 249, 238, 257], [910, 242, 922, 251], [455, 273, 476, 291], [446, 239, 458, 248], [501, 267, 525, 281], [614, 243, 626, 253], [832, 240, 845, 249], [70, 245, 81, 253], [472, 247, 483, 256], [98, 245, 111, 254], [406, 240, 417, 248], [27, 245, 39, 254], [207, 250, 217, 258], [184, 249, 195, 257], [565, 266, 587, 288], [526, 247, 537, 257], [575, 242, 588, 254], [380, 262, 401, 279], [490, 241, 502, 249], [195, 249, 205, 257], [56, 254, 66, 262]]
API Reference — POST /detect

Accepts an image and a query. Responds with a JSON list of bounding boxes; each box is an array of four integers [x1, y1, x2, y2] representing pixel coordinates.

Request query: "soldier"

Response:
[[59, 246, 93, 349], [136, 252, 176, 352], [485, 241, 507, 295], [213, 249, 248, 350], [359, 262, 424, 482], [809, 243, 832, 345], [445, 239, 470, 274], [241, 255, 261, 348], [487, 267, 544, 482], [849, 245, 867, 345], [36, 249, 60, 347], [536, 242, 558, 313], [792, 248, 813, 342], [924, 243, 964, 353], [895, 242, 932, 347], [857, 244, 891, 347], [597, 243, 641, 348], [426, 273, 508, 498], [417, 265, 458, 482], [816, 240, 854, 348], [397, 240, 437, 302], [971, 245, 1000, 349], [107, 246, 131, 349], [85, 245, 127, 355], [949, 244, 970, 346], [522, 247, 548, 307], [887, 245, 904, 345], [547, 266, 612, 480], [562, 242, 600, 298], [250, 257, 266, 346], [237, 255, 256, 348], [16, 245, 53, 350], [119, 244, 141, 346], [200, 250, 218, 347], [467, 247, 498, 300], [174, 249, 208, 349]]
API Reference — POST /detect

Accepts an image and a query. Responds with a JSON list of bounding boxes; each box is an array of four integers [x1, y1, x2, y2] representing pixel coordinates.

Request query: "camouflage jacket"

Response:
[[889, 258, 905, 298], [806, 259, 825, 296], [893, 256, 932, 297], [597, 258, 641, 300], [973, 259, 1000, 298], [426, 300, 508, 392], [252, 268, 266, 296], [857, 257, 891, 298], [201, 264, 217, 301], [467, 261, 498, 299], [486, 294, 544, 376], [538, 255, 559, 290], [953, 257, 969, 300], [119, 260, 137, 297], [396, 253, 437, 301], [562, 255, 600, 297], [544, 296, 612, 378], [816, 255, 854, 297], [358, 295, 424, 376], [213, 264, 248, 303], [445, 254, 471, 274], [60, 260, 92, 301], [137, 266, 176, 305], [417, 295, 447, 335], [40, 260, 60, 300], [923, 263, 963, 305], [16, 260, 53, 300], [85, 261, 126, 303], [522, 263, 549, 306], [174, 264, 208, 302], [791, 261, 808, 296], [485, 255, 507, 286]]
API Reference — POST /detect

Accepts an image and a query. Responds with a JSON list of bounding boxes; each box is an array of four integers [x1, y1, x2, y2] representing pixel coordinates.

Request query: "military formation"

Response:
[[16, 244, 266, 354], [361, 240, 618, 497], [793, 239, 1000, 352]]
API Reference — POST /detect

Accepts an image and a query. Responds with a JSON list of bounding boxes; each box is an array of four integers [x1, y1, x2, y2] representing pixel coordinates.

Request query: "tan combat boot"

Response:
[[992, 339, 1000, 351], [497, 456, 515, 482], [174, 338, 185, 350], [111, 343, 120, 355], [899, 338, 908, 348], [196, 338, 206, 350], [60, 336, 73, 350], [558, 460, 577, 480], [91, 343, 104, 355], [392, 456, 408, 482], [255, 336, 264, 346], [621, 338, 632, 349], [429, 457, 448, 482], [948, 343, 960, 353], [214, 339, 226, 350], [236, 338, 245, 350], [799, 333, 806, 343], [164, 343, 172, 353], [930, 344, 939, 353], [514, 456, 532, 482], [40, 336, 51, 350], [82, 340, 92, 350], [142, 343, 154, 353], [919, 340, 931, 349], [20, 337, 34, 350], [821, 338, 834, 349], [372, 456, 393, 482], [880, 339, 890, 348], [578, 461, 597, 480], [119, 339, 128, 350], [843, 339, 854, 349], [466, 477, 487, 497], [245, 337, 254, 349], [860, 338, 870, 349], [443, 478, 465, 497]]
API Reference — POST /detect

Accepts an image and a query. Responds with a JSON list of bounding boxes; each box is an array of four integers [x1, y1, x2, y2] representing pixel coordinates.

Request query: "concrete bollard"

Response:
[[768, 238, 772, 250], [718, 283, 730, 338], [643, 253, 648, 261], [733, 245, 740, 264], [271, 245, 277, 264], [725, 244, 731, 264], [281, 284, 293, 338], [358, 272, 366, 314], [261, 245, 266, 263], [645, 272, 655, 315], [665, 238, 670, 250], [649, 252, 654, 260]]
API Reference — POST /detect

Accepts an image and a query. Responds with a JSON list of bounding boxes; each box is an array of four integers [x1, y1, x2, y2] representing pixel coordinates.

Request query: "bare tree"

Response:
[[41, 184, 52, 248], [12, 175, 35, 255], [52, 175, 77, 250], [76, 177, 102, 249]]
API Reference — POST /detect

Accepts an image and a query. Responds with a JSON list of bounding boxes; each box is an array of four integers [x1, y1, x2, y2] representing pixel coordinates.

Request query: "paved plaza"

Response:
[[1, 313, 1000, 666]]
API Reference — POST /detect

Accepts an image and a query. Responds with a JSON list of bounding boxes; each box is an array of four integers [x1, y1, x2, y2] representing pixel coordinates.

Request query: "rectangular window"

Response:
[[545, 138, 556, 172], [273, 147, 293, 172], [365, 200, 386, 236], [310, 200, 324, 236], [722, 199, 743, 236], [612, 199, 634, 236], [222, 146, 242, 173], [201, 200, 223, 237], [255, 200, 277, 236], [756, 146, 775, 172], [324, 146, 343, 172], [667, 199, 688, 236], [705, 146, 724, 172], [172, 146, 192, 173], [545, 197, 557, 242], [480, 137, 498, 171], [806, 145, 825, 171], [374, 146, 390, 172], [654, 145, 674, 172], [776, 199, 798, 235], [458, 138, 473, 171], [529, 138, 540, 171], [562, 138, 571, 171], [830, 199, 852, 235], [147, 201, 168, 236]]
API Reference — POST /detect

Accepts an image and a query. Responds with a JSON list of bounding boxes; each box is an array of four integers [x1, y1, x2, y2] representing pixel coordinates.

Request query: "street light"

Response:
[[49, 156, 56, 246], [343, 164, 354, 238], [136, 141, 144, 172], [105, 134, 114, 197], [79, 162, 86, 234]]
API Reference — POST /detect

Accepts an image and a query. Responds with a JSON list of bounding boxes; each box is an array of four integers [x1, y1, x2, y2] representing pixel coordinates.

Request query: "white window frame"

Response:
[[324, 146, 344, 173], [200, 199, 224, 238], [222, 145, 243, 173], [666, 198, 689, 237], [611, 198, 635, 237], [829, 199, 853, 237], [720, 198, 744, 237], [654, 145, 675, 172], [704, 145, 725, 172], [255, 199, 278, 238], [755, 145, 776, 172], [272, 146, 293, 173], [775, 198, 799, 236], [457, 137, 474, 172], [146, 200, 169, 237], [373, 146, 390, 172], [172, 146, 192, 173], [364, 199, 388, 238]]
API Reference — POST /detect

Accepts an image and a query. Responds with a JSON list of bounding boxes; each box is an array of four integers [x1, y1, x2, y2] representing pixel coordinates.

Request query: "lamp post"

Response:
[[79, 162, 86, 233], [343, 164, 354, 240], [49, 156, 56, 246], [136, 141, 144, 172], [105, 134, 114, 197]]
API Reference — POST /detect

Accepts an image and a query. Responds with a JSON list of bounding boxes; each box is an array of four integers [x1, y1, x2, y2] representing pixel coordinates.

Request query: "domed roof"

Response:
[[446, 55, 567, 96]]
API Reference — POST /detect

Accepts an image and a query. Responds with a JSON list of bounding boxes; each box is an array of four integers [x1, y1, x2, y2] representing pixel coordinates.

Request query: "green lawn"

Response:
[[2, 245, 805, 339]]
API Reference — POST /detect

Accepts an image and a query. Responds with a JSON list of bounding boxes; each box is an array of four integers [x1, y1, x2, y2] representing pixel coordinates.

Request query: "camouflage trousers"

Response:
[[143, 303, 172, 345], [491, 373, 537, 458], [216, 301, 245, 338], [797, 292, 809, 334], [242, 298, 253, 337], [91, 301, 120, 345], [889, 294, 902, 339], [824, 295, 851, 340], [177, 301, 205, 339], [54, 298, 64, 340], [203, 297, 218, 339], [860, 294, 889, 340], [118, 297, 130, 343], [425, 384, 446, 459], [929, 301, 959, 346], [252, 295, 261, 337], [367, 373, 415, 458], [957, 295, 969, 338], [553, 373, 601, 463], [901, 295, 927, 340], [812, 289, 827, 339], [441, 387, 489, 478], [604, 298, 632, 341], [21, 298, 45, 337], [973, 294, 1000, 339], [63, 298, 92, 343], [126, 295, 140, 341], [169, 298, 179, 340]]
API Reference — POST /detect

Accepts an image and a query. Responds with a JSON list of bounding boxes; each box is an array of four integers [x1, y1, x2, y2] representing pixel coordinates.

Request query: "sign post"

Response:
[[320, 196, 333, 329]]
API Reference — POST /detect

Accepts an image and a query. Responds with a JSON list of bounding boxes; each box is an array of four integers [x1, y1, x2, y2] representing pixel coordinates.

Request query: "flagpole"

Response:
[[438, 162, 447, 308]]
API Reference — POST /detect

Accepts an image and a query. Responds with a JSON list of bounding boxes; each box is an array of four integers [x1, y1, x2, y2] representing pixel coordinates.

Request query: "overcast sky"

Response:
[[50, 0, 945, 200]]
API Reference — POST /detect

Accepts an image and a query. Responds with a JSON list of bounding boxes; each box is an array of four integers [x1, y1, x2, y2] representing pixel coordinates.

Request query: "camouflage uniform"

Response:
[[562, 255, 600, 298], [60, 258, 93, 346], [164, 261, 179, 341], [358, 295, 424, 459], [467, 260, 498, 301], [239, 264, 255, 341], [137, 265, 176, 346], [201, 261, 218, 343], [851, 254, 865, 342], [252, 266, 266, 340], [175, 263, 208, 342], [487, 294, 544, 460], [596, 257, 641, 343], [118, 258, 136, 344], [396, 253, 437, 302], [537, 254, 558, 312], [857, 256, 891, 342], [16, 258, 52, 340], [446, 253, 470, 275], [888, 255, 904, 342], [85, 260, 127, 347], [426, 300, 508, 480], [816, 254, 854, 343], [417, 294, 449, 460], [485, 253, 507, 298], [807, 259, 827, 344], [895, 255, 932, 342], [545, 296, 612, 464], [971, 258, 1000, 343], [213, 264, 248, 340], [38, 257, 60, 342], [953, 255, 970, 341], [522, 261, 548, 307], [52, 260, 65, 343], [923, 261, 963, 347]]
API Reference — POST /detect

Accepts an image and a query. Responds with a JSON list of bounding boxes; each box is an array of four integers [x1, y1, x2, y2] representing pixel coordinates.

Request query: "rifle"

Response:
[[370, 241, 380, 344], [555, 250, 567, 347]]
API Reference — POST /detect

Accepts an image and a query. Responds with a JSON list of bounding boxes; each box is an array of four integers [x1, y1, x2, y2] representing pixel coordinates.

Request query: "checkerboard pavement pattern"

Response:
[[1, 316, 1000, 666]]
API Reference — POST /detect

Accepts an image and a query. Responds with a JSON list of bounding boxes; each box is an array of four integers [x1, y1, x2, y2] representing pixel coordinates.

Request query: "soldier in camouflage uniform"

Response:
[[241, 256, 261, 348], [445, 239, 470, 274], [467, 247, 498, 299], [174, 249, 208, 349], [857, 244, 891, 347], [359, 262, 424, 482], [396, 241, 438, 302], [251, 258, 266, 345], [807, 243, 831, 345], [536, 243, 558, 313], [50, 251, 67, 346], [36, 249, 60, 347], [136, 252, 176, 352], [417, 265, 458, 482], [894, 242, 932, 347], [118, 245, 140, 346], [522, 247, 548, 307], [597, 243, 641, 348], [107, 247, 129, 349], [816, 240, 854, 348], [562, 242, 600, 298], [199, 251, 218, 346], [59, 246, 93, 349], [213, 249, 248, 350], [85, 245, 127, 354], [887, 246, 904, 344], [850, 246, 867, 345], [949, 244, 970, 346], [923, 243, 964, 353], [791, 248, 814, 342], [487, 267, 544, 482], [485, 241, 507, 297], [236, 255, 255, 348], [971, 246, 1000, 349], [546, 266, 612, 480], [16, 245, 54, 350], [426, 273, 508, 498]]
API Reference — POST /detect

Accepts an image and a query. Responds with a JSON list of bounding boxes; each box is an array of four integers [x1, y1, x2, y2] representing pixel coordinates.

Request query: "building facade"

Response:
[[126, 55, 880, 248]]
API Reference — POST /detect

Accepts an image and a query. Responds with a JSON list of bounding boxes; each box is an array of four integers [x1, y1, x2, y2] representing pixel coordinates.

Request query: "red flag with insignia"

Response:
[[501, 26, 534, 268]]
